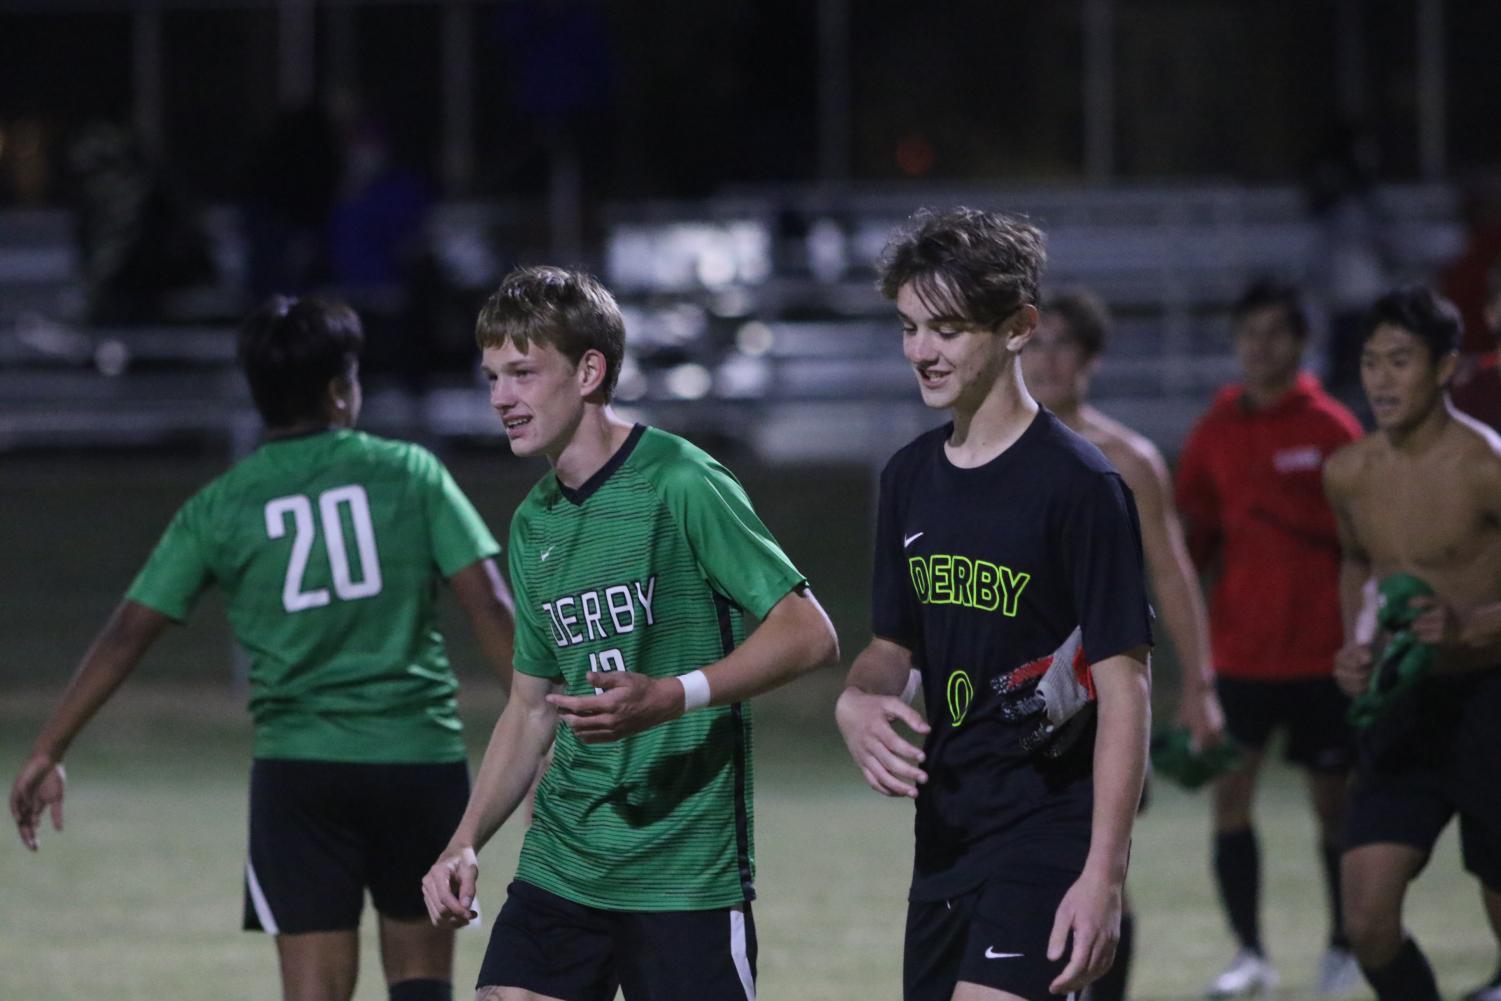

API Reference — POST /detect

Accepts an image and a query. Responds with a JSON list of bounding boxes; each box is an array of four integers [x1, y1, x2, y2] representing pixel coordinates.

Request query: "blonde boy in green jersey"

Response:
[[421, 266, 839, 1001], [10, 298, 517, 1001]]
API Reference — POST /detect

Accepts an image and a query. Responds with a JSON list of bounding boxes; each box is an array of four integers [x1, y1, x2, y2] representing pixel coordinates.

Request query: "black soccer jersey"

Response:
[[872, 409, 1153, 901]]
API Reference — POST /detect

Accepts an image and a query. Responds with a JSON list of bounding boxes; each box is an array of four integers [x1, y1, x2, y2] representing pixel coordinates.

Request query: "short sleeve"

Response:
[[507, 519, 563, 681], [871, 457, 919, 649], [1063, 473, 1154, 666], [125, 494, 214, 622], [419, 451, 501, 577], [656, 457, 806, 620]]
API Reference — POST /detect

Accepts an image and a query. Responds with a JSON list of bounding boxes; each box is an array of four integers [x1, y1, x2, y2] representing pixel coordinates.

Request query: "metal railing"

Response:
[[0, 183, 1465, 459]]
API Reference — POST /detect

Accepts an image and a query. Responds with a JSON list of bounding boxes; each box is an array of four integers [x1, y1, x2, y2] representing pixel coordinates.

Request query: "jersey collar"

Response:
[[557, 423, 648, 506], [262, 425, 340, 444]]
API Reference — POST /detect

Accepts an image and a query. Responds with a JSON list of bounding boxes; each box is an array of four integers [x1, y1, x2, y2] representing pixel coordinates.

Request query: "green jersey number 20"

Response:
[[265, 484, 384, 612]]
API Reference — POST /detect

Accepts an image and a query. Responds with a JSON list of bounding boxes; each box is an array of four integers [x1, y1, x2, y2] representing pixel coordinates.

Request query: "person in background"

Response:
[[1451, 262, 1501, 433], [1024, 286, 1225, 1001], [1175, 279, 1364, 997], [11, 297, 516, 1001], [1325, 285, 1501, 1001]]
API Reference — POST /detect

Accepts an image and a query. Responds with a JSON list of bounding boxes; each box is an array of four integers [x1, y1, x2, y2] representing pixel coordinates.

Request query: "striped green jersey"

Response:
[[126, 429, 499, 763], [510, 425, 806, 911]]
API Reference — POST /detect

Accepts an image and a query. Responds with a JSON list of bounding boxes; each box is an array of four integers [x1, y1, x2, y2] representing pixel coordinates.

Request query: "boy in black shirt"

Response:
[[835, 207, 1153, 1001]]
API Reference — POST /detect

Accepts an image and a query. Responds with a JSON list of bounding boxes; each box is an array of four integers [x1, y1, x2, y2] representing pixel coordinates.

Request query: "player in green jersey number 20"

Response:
[[421, 266, 840, 1001], [10, 298, 518, 1001]]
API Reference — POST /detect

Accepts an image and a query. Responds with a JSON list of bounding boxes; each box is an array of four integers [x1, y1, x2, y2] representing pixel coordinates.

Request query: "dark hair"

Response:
[[1360, 285, 1461, 359], [238, 296, 364, 427], [1232, 278, 1309, 339], [1043, 286, 1112, 358], [476, 265, 626, 401], [876, 207, 1046, 327]]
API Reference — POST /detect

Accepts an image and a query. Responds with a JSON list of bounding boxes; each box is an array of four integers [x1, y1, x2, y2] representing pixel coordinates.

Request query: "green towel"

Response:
[[1150, 726, 1241, 790], [1347, 573, 1437, 729]]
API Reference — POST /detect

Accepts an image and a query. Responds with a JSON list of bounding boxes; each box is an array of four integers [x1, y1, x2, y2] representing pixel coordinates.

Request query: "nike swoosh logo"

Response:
[[984, 948, 1024, 960], [539, 547, 554, 562], [903, 532, 924, 548]]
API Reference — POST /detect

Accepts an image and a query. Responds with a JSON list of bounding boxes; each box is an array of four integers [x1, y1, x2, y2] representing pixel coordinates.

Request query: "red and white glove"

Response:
[[994, 627, 1096, 756]]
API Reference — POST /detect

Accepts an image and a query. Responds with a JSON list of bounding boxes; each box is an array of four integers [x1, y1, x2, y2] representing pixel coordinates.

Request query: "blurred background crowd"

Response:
[[2, 0, 1499, 464]]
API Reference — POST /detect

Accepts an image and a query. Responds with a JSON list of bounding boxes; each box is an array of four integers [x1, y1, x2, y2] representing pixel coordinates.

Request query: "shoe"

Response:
[[1463, 965, 1501, 1001], [1207, 948, 1280, 998], [1316, 946, 1362, 996]]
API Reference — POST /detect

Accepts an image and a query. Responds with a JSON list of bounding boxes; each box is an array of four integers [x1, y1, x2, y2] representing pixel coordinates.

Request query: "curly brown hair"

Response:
[[877, 207, 1046, 328]]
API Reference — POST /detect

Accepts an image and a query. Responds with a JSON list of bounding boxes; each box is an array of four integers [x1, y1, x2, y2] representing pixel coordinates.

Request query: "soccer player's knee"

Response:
[[1212, 776, 1256, 828], [1342, 895, 1402, 965], [389, 978, 451, 1001], [1309, 779, 1348, 833]]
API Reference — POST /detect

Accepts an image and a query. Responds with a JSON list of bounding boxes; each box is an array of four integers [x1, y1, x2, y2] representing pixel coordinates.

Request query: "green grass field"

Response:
[[1, 452, 1494, 999], [2, 682, 1493, 1000]]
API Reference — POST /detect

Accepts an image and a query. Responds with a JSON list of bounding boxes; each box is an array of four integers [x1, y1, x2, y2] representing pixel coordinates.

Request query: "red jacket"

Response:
[[1174, 373, 1362, 681], [1453, 352, 1501, 433]]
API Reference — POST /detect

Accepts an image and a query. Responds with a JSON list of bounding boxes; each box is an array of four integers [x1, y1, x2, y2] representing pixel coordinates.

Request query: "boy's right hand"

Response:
[[1334, 641, 1374, 697], [834, 687, 930, 798], [10, 755, 65, 851], [421, 845, 479, 928]]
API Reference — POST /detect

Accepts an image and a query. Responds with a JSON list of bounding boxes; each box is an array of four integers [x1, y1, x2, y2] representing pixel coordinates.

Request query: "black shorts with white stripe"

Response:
[[243, 758, 469, 935], [478, 880, 757, 1001]]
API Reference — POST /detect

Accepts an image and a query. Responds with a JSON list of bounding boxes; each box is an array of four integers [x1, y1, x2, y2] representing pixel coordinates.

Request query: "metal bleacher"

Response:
[[0, 205, 255, 452], [602, 184, 1464, 459], [0, 184, 1467, 461]]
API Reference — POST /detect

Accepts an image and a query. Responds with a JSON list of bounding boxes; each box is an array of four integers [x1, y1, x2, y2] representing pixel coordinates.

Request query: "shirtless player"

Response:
[[1024, 287, 1225, 1001], [1027, 288, 1224, 748], [1324, 284, 1501, 1001]]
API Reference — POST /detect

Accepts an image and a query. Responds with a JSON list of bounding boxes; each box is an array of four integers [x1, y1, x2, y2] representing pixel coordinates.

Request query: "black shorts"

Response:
[[1345, 759, 1501, 889], [243, 758, 469, 935], [478, 880, 757, 1001], [904, 876, 1077, 1001], [1216, 675, 1353, 772], [1345, 674, 1501, 889]]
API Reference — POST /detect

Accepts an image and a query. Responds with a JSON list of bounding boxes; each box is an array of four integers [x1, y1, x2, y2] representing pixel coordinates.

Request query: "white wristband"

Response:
[[460, 846, 478, 868], [678, 669, 712, 711], [900, 668, 922, 706]]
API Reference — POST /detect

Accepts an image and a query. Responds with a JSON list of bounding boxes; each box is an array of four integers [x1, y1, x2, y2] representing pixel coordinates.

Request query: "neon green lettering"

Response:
[[951, 556, 974, 608], [929, 554, 953, 604], [973, 560, 1001, 611], [908, 556, 930, 603], [997, 565, 1031, 617], [946, 669, 974, 727]]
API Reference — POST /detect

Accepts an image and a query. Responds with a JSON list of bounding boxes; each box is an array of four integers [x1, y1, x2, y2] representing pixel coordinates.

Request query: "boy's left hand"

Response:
[[548, 672, 684, 743], [1047, 869, 1122, 994]]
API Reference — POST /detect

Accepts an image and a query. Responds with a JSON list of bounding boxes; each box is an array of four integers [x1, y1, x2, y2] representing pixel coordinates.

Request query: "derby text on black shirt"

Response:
[[872, 409, 1153, 902]]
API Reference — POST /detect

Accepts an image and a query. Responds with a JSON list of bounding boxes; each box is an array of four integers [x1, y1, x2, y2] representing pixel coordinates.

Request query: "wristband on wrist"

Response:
[[460, 846, 478, 867], [678, 669, 712, 711]]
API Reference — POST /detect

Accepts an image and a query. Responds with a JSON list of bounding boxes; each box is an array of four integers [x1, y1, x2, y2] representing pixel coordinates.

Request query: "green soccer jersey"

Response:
[[126, 429, 500, 763], [510, 425, 806, 911]]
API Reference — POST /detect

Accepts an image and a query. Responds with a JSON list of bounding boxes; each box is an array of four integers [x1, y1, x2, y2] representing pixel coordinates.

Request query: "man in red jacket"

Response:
[[1451, 262, 1501, 433], [1176, 279, 1364, 998]]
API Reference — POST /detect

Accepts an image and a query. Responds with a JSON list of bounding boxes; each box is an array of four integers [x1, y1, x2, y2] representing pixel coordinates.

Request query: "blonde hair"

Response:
[[476, 265, 626, 400]]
